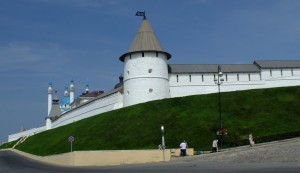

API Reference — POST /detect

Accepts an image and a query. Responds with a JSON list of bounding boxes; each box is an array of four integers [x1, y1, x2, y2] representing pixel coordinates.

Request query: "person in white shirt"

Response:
[[212, 139, 218, 153], [179, 140, 188, 156], [249, 133, 255, 147]]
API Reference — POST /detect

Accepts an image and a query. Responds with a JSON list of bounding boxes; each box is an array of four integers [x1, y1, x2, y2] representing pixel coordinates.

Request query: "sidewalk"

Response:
[[171, 137, 300, 163]]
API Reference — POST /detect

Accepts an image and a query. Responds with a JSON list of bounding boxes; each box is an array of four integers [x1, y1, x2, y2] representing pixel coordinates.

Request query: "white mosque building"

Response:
[[8, 17, 300, 142]]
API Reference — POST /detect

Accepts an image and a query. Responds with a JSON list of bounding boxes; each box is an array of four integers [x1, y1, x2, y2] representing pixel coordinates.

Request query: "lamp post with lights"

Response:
[[214, 65, 225, 147], [161, 125, 165, 161]]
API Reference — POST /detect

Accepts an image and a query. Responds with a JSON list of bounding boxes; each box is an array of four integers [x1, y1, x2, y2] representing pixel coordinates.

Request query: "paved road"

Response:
[[1, 150, 300, 173]]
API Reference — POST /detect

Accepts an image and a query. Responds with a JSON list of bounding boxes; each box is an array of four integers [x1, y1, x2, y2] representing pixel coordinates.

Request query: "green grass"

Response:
[[0, 138, 20, 149], [4, 86, 300, 156]]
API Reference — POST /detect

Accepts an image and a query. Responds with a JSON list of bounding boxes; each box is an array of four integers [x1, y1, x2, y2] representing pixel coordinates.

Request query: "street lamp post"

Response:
[[161, 125, 165, 161], [214, 65, 224, 147]]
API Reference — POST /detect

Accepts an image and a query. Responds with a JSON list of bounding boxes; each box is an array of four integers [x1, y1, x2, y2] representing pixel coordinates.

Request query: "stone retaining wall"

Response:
[[9, 149, 171, 166]]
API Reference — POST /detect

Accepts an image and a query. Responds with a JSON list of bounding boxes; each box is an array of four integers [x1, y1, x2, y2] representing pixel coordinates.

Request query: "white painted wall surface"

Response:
[[170, 70, 300, 98], [8, 92, 123, 142], [123, 52, 170, 106], [52, 92, 123, 128], [8, 126, 46, 142]]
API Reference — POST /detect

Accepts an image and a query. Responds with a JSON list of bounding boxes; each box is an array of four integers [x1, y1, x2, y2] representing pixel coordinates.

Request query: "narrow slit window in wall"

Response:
[[260, 73, 262, 80], [189, 75, 191, 82], [176, 75, 179, 83]]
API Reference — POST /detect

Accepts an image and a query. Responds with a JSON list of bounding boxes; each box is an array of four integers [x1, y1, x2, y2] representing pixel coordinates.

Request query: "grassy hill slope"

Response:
[[7, 86, 300, 155]]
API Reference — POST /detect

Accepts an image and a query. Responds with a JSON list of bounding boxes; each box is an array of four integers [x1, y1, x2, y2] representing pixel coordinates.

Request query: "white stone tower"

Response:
[[46, 91, 62, 130], [119, 17, 172, 107], [69, 80, 75, 104], [47, 82, 53, 115]]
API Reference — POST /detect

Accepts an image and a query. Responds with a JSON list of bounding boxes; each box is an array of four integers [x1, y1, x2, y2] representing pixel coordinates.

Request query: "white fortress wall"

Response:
[[8, 126, 46, 142], [169, 69, 300, 98], [52, 92, 123, 128], [8, 92, 123, 142]]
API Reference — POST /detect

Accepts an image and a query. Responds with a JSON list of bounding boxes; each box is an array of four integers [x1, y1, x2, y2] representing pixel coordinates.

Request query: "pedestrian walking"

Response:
[[179, 140, 188, 156], [249, 133, 255, 147], [212, 139, 218, 153]]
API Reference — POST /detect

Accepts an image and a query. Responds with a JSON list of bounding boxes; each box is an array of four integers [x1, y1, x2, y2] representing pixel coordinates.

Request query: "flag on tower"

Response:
[[135, 11, 146, 19]]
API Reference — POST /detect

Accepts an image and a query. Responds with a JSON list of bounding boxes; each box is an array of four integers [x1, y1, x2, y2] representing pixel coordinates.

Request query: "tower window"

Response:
[[189, 75, 192, 82], [226, 74, 228, 81], [248, 74, 251, 81], [142, 52, 144, 57], [281, 69, 283, 76], [202, 75, 204, 82], [270, 70, 272, 77], [260, 72, 262, 80], [149, 88, 153, 93], [156, 52, 158, 57], [237, 74, 239, 81], [291, 69, 294, 76], [148, 69, 152, 73], [176, 75, 179, 83]]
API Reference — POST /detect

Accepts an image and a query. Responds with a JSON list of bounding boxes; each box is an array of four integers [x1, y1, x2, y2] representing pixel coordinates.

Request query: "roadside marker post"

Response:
[[68, 136, 74, 152]]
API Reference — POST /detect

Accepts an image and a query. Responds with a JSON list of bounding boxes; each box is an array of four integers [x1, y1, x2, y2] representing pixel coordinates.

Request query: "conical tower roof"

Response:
[[47, 91, 61, 120], [119, 19, 171, 61]]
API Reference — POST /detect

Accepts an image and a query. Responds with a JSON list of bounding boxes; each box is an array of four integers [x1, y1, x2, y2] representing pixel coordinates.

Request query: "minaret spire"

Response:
[[64, 86, 69, 97], [85, 84, 89, 94], [47, 81, 53, 116], [69, 80, 75, 104]]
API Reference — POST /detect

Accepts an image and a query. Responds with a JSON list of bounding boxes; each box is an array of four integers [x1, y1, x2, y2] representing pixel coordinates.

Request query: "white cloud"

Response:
[[0, 43, 41, 64]]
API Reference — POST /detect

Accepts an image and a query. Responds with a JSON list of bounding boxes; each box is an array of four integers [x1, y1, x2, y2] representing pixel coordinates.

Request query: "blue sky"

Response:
[[0, 0, 300, 143]]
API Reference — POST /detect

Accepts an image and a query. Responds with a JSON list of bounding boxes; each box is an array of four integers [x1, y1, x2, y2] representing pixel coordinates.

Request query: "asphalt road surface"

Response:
[[1, 150, 300, 173]]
